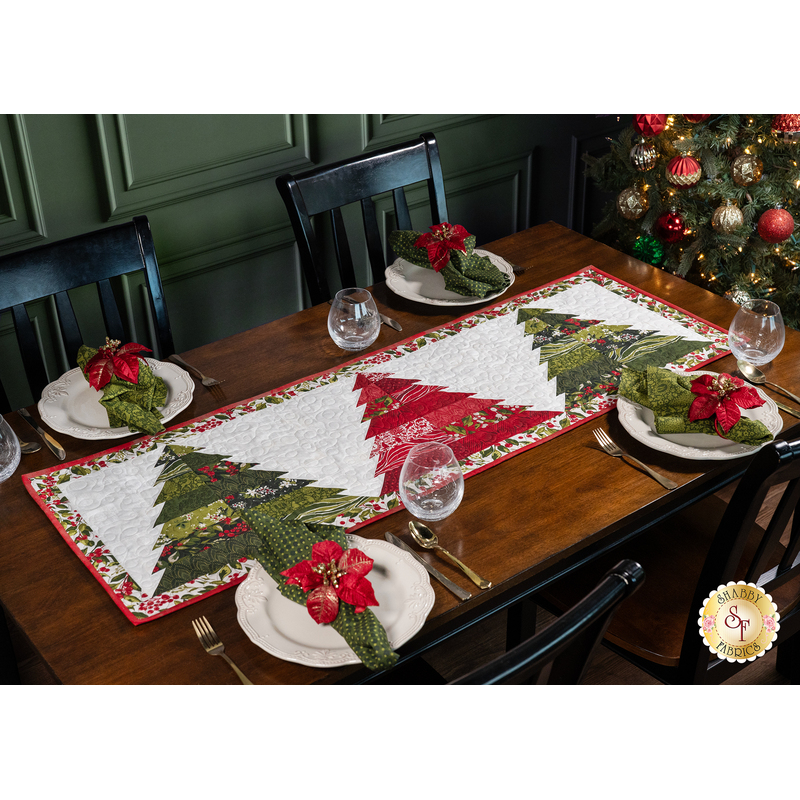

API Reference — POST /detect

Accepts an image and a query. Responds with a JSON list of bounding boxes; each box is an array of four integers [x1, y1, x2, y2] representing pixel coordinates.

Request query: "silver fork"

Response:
[[168, 354, 225, 402], [192, 616, 254, 684], [593, 428, 678, 491]]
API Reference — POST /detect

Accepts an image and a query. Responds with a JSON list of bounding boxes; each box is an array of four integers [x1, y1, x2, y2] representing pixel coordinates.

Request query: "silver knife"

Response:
[[775, 400, 800, 419], [17, 408, 66, 461], [378, 313, 402, 332], [384, 531, 472, 601]]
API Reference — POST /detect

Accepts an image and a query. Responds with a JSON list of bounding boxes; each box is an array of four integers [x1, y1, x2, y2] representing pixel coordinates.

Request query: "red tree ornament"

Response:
[[684, 114, 710, 123], [666, 154, 702, 189], [654, 210, 686, 243], [772, 114, 800, 143], [758, 208, 795, 243], [633, 114, 666, 138]]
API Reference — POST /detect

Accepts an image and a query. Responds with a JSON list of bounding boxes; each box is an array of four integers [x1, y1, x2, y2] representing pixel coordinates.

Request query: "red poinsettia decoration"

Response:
[[688, 373, 765, 436], [414, 222, 470, 272], [281, 540, 378, 624], [83, 338, 152, 390]]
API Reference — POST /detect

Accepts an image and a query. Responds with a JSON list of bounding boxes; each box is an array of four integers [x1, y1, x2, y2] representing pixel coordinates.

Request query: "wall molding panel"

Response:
[[360, 114, 496, 150], [158, 220, 299, 285], [96, 114, 313, 220], [0, 114, 47, 252]]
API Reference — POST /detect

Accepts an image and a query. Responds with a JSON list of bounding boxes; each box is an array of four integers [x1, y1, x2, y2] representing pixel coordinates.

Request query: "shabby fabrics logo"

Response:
[[699, 581, 780, 662]]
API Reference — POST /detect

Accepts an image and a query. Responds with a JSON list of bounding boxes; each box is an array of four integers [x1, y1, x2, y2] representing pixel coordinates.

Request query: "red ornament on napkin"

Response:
[[281, 540, 378, 624], [414, 222, 470, 272], [83, 338, 153, 390], [688, 373, 765, 437]]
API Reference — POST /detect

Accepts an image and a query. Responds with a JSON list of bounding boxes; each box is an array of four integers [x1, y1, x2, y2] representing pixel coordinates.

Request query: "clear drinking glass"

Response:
[[728, 299, 785, 366], [327, 288, 380, 351], [0, 416, 22, 484], [398, 442, 465, 522]]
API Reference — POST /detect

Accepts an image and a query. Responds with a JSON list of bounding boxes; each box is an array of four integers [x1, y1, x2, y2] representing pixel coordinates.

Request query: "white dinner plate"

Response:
[[616, 370, 783, 460], [235, 534, 435, 668], [38, 358, 195, 440], [385, 248, 515, 306]]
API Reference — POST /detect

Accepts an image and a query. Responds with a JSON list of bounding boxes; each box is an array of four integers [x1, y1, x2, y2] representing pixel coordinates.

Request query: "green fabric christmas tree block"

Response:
[[619, 366, 773, 445], [77, 345, 167, 434], [389, 229, 509, 298]]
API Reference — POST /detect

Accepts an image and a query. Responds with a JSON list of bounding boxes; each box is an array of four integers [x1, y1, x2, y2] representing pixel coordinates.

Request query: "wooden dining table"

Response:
[[4, 220, 800, 685]]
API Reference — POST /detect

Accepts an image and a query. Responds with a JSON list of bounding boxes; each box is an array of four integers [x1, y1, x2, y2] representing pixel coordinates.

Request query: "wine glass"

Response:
[[398, 442, 464, 522], [728, 299, 785, 366], [0, 416, 22, 484], [327, 288, 380, 351]]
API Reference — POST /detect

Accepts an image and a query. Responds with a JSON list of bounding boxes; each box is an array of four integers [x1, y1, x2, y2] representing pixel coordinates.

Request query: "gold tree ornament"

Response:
[[732, 154, 763, 186], [712, 199, 744, 233], [630, 139, 658, 172], [616, 186, 649, 220]]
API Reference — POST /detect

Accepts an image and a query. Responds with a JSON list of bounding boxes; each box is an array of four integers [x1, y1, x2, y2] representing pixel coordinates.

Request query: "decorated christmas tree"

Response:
[[585, 114, 800, 327]]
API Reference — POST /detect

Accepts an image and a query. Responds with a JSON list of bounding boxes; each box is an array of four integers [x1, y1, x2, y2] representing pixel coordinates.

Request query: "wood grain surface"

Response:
[[3, 222, 800, 684]]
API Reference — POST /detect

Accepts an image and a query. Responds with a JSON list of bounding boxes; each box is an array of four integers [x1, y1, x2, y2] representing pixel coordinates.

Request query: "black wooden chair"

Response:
[[535, 437, 800, 684], [449, 559, 644, 684], [0, 605, 21, 684], [276, 132, 449, 305], [0, 215, 174, 413]]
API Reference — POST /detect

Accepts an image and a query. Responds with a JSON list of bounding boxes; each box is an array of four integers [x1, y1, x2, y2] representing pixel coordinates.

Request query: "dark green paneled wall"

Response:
[[0, 113, 614, 406]]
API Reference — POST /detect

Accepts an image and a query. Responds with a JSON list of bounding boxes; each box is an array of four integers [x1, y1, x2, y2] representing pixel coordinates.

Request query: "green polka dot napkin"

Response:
[[241, 507, 398, 671], [619, 365, 773, 445], [389, 225, 509, 298]]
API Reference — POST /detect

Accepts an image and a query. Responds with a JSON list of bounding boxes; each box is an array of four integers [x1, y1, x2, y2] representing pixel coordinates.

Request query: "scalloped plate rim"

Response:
[[235, 534, 435, 668], [37, 358, 194, 439]]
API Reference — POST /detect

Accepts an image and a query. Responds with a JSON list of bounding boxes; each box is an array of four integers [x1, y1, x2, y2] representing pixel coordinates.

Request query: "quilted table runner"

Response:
[[24, 267, 730, 623]]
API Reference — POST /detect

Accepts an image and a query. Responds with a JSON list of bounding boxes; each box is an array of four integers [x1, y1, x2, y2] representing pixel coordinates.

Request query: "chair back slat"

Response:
[[779, 512, 800, 574], [393, 187, 413, 233], [276, 133, 449, 305], [747, 477, 800, 583], [53, 290, 84, 366], [11, 304, 50, 402], [0, 215, 173, 412], [360, 197, 385, 283], [330, 208, 357, 289], [96, 279, 126, 344]]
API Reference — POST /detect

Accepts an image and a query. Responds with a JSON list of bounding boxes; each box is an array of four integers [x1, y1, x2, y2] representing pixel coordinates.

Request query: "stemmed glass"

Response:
[[728, 299, 785, 366], [0, 416, 22, 484], [327, 288, 380, 352], [398, 442, 464, 522]]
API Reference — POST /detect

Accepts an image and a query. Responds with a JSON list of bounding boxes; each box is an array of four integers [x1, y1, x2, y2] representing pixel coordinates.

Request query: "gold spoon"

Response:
[[736, 360, 800, 406], [21, 440, 41, 454], [408, 521, 492, 589]]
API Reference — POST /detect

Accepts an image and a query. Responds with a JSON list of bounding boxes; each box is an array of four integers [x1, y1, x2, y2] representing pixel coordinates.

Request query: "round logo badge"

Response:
[[699, 581, 779, 662]]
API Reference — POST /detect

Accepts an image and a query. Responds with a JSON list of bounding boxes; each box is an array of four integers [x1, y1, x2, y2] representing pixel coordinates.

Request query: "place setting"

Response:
[[35, 339, 195, 441], [234, 441, 488, 674], [614, 298, 792, 467], [384, 222, 515, 306]]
